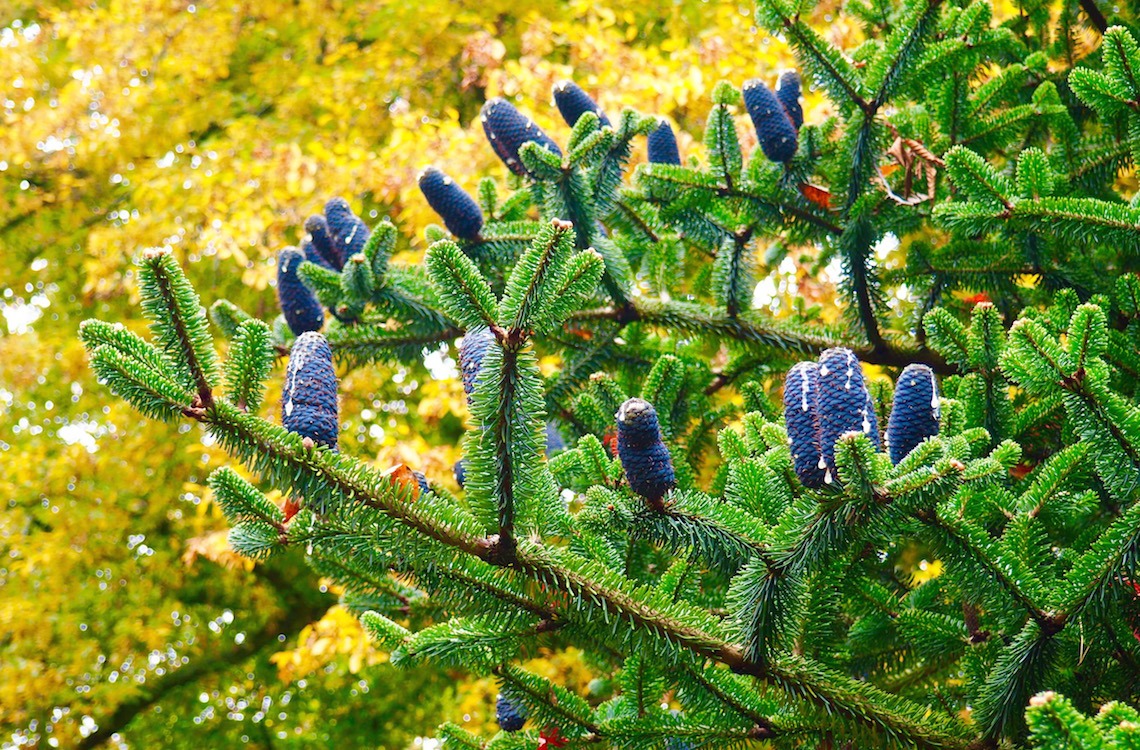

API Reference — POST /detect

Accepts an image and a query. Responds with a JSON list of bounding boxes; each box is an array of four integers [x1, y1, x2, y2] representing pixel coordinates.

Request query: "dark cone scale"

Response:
[[616, 397, 676, 503], [480, 97, 562, 177], [886, 364, 940, 464], [324, 198, 371, 262], [783, 361, 826, 488], [459, 327, 495, 403], [647, 119, 682, 165], [418, 166, 484, 240], [282, 332, 339, 450], [496, 694, 527, 732], [553, 80, 610, 128], [276, 247, 324, 336], [816, 348, 876, 483], [775, 70, 804, 130], [742, 79, 798, 163]]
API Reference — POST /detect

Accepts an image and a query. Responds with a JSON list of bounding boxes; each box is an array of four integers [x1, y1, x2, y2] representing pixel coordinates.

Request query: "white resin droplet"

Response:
[[285, 399, 294, 417], [801, 375, 810, 412], [862, 408, 872, 434], [930, 370, 941, 418], [818, 455, 827, 470], [824, 468, 833, 484], [820, 364, 829, 376]]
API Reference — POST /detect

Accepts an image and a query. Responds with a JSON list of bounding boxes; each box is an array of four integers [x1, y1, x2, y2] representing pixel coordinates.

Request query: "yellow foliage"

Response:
[[270, 605, 386, 682]]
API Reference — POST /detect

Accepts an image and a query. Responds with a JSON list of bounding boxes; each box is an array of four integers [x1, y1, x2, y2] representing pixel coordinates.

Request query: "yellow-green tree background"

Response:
[[0, 0, 877, 745]]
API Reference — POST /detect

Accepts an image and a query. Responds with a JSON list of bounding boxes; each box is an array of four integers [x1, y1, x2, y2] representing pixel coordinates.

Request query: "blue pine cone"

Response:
[[553, 80, 611, 128], [647, 118, 682, 165], [481, 97, 562, 177], [454, 459, 466, 489], [782, 361, 826, 489], [418, 166, 484, 241], [886, 364, 940, 464], [459, 327, 496, 402], [742, 79, 798, 163], [300, 238, 336, 271], [324, 198, 371, 262], [412, 470, 431, 496], [616, 398, 676, 503], [545, 421, 566, 456], [665, 741, 694, 750], [775, 70, 804, 131], [276, 248, 324, 336], [282, 332, 339, 450], [496, 693, 527, 733], [304, 214, 343, 271], [817, 347, 877, 482]]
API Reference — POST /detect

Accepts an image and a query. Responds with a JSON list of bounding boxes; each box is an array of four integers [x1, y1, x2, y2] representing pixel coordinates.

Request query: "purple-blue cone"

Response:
[[647, 119, 681, 165], [545, 421, 566, 456], [276, 247, 324, 336], [886, 364, 940, 464], [412, 470, 431, 495], [453, 459, 466, 489], [783, 361, 826, 489], [553, 80, 611, 128], [480, 97, 562, 177], [775, 70, 804, 131], [282, 332, 339, 450], [459, 327, 495, 403], [324, 198, 371, 262], [816, 348, 876, 482], [496, 694, 527, 732], [742, 79, 798, 163], [616, 398, 676, 502], [305, 215, 343, 271], [301, 238, 336, 271], [418, 166, 484, 241]]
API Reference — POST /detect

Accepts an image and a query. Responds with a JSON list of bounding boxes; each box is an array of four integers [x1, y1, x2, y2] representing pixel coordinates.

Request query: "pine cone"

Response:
[[480, 97, 562, 177], [783, 361, 826, 488], [616, 397, 676, 503], [304, 214, 342, 271], [300, 238, 335, 271], [553, 80, 611, 128], [459, 327, 495, 401], [412, 470, 430, 496], [647, 118, 682, 165], [496, 693, 527, 732], [418, 166, 484, 241], [775, 70, 804, 131], [742, 79, 798, 163], [816, 348, 876, 483], [276, 247, 324, 336], [453, 458, 466, 489], [324, 198, 371, 263], [886, 364, 940, 464], [545, 421, 566, 456], [282, 332, 339, 450]]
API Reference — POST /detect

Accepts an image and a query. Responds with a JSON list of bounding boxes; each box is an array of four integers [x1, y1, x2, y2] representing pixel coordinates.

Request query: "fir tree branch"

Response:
[[142, 248, 215, 409], [569, 298, 953, 373], [1080, 0, 1108, 34]]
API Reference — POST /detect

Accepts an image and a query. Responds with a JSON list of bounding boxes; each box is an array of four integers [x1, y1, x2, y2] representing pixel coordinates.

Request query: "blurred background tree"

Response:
[[0, 0, 819, 746]]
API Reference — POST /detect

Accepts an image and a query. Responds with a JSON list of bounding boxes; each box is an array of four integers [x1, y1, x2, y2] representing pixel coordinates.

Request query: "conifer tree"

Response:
[[83, 4, 1140, 747]]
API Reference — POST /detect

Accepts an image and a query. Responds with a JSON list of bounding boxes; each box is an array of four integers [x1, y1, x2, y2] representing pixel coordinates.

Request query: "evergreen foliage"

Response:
[[83, 8, 1140, 748]]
